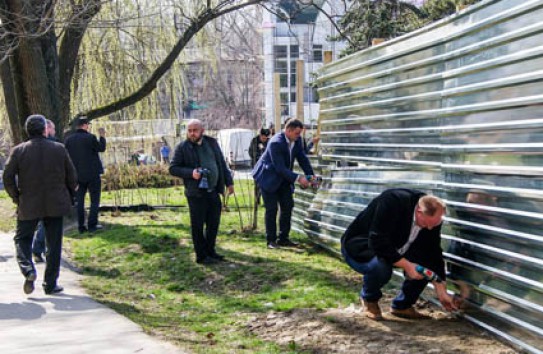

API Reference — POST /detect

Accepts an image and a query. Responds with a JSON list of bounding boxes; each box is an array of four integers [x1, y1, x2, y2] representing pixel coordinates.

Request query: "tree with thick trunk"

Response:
[[0, 0, 267, 144]]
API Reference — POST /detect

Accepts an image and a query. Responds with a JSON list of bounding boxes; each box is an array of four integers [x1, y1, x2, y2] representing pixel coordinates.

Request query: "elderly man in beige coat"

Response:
[[4, 114, 77, 295]]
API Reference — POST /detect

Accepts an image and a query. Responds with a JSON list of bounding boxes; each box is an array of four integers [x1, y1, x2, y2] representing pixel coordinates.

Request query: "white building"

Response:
[[261, 0, 346, 128]]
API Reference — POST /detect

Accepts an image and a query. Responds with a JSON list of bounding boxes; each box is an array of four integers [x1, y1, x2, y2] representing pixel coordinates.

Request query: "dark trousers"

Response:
[[261, 182, 294, 243], [76, 177, 101, 231], [14, 217, 64, 289], [342, 247, 428, 309], [187, 192, 222, 261]]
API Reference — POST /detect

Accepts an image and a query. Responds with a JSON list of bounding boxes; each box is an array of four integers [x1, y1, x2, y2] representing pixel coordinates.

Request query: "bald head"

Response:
[[186, 119, 204, 143]]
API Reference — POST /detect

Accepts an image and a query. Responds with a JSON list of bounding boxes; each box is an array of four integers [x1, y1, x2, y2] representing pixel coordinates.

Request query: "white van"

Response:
[[216, 128, 254, 168]]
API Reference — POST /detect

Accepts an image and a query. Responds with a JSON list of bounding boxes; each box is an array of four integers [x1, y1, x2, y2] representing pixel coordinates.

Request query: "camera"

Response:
[[197, 168, 210, 190]]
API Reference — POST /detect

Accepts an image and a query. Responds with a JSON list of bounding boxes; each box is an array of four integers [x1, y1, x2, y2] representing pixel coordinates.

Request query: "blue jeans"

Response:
[[32, 220, 46, 255], [341, 247, 428, 309]]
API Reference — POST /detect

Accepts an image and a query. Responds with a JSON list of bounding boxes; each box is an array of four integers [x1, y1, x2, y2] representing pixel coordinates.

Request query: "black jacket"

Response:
[[248, 135, 268, 167], [64, 129, 106, 182], [169, 136, 233, 197], [341, 188, 446, 279]]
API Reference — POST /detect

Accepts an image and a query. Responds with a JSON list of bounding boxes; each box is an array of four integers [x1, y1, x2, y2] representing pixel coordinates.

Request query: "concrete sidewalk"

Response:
[[0, 232, 184, 354]]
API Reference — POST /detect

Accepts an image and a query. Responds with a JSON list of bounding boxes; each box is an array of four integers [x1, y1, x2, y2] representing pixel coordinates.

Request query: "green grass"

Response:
[[65, 207, 361, 353], [0, 191, 16, 232]]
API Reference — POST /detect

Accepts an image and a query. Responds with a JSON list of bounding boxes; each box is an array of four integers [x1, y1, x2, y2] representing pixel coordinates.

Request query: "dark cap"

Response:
[[76, 116, 90, 126], [260, 128, 271, 136]]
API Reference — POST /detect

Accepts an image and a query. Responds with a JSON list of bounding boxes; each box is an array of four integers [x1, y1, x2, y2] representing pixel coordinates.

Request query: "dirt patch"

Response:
[[248, 298, 518, 353]]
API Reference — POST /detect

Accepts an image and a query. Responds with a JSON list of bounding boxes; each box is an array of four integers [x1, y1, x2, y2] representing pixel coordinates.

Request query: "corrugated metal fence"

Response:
[[293, 0, 543, 352]]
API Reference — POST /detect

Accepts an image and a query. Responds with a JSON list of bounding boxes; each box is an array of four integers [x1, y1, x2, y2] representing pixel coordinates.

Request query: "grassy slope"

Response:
[[65, 208, 361, 353]]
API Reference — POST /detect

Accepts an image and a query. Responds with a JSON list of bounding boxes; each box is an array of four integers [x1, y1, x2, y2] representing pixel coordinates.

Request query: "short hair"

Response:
[[76, 116, 90, 127], [285, 118, 304, 130], [25, 114, 47, 137], [46, 119, 54, 128], [186, 119, 203, 129], [418, 195, 446, 216]]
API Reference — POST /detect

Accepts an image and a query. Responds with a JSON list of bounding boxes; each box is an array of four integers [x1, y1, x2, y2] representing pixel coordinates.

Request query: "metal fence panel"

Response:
[[294, 0, 543, 351]]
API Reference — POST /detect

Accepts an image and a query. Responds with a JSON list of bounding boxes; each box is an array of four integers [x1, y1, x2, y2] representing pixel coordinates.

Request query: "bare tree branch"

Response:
[[79, 0, 265, 122]]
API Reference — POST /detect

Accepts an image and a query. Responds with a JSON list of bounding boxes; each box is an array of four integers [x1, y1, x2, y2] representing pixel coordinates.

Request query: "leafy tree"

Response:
[[331, 0, 484, 57], [331, 0, 424, 56]]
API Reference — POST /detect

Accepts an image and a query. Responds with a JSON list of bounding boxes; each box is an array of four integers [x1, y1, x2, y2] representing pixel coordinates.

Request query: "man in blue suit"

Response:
[[252, 118, 314, 249]]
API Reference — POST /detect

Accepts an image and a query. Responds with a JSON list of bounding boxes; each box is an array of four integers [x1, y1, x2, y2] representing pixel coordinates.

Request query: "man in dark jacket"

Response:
[[248, 128, 270, 167], [169, 119, 234, 265], [341, 188, 457, 320], [252, 119, 314, 249], [65, 116, 106, 233], [4, 115, 77, 295]]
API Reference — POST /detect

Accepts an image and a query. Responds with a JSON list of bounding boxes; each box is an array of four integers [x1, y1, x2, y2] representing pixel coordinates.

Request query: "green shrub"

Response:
[[102, 164, 181, 191]]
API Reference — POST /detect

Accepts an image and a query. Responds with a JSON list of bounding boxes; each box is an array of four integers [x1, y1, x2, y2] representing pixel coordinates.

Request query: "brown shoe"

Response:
[[361, 298, 383, 320], [390, 307, 431, 319]]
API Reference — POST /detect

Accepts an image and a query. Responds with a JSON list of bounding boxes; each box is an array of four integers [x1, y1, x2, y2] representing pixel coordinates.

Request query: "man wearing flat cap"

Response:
[[65, 116, 106, 233], [4, 114, 77, 295]]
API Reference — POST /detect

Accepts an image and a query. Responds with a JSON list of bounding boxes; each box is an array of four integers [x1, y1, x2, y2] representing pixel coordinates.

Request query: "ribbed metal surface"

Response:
[[293, 0, 543, 352]]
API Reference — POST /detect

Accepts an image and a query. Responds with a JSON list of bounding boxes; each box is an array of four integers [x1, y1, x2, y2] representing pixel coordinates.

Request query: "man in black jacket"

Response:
[[169, 119, 234, 265], [341, 188, 457, 320], [65, 116, 106, 233], [4, 115, 77, 295], [248, 128, 270, 167]]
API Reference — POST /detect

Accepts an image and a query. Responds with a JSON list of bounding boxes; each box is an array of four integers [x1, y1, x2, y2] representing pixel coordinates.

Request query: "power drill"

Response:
[[415, 265, 443, 283]]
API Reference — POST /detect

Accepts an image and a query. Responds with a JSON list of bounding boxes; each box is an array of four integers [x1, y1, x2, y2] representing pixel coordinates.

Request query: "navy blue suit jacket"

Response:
[[252, 132, 314, 193]]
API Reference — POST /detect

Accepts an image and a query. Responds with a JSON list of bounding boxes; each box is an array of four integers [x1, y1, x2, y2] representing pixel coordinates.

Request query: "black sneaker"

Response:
[[23, 272, 37, 295], [277, 239, 299, 247], [267, 242, 280, 249], [33, 252, 45, 263], [44, 285, 64, 295]]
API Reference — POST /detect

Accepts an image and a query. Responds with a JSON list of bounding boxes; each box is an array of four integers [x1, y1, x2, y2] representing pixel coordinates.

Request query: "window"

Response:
[[280, 74, 288, 88], [312, 44, 323, 62], [280, 92, 289, 104], [274, 45, 287, 58], [275, 61, 288, 73], [290, 92, 296, 103], [290, 45, 299, 58], [304, 86, 319, 103]]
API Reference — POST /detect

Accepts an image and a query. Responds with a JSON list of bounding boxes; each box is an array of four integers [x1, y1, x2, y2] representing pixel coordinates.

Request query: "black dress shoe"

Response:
[[267, 242, 280, 249], [44, 285, 64, 295], [23, 272, 37, 295], [210, 253, 225, 261], [33, 252, 45, 263], [277, 239, 298, 247], [196, 256, 219, 265], [88, 225, 104, 233]]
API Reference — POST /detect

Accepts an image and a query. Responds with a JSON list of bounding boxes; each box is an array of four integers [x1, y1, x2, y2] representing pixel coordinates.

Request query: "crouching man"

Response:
[[341, 188, 457, 320]]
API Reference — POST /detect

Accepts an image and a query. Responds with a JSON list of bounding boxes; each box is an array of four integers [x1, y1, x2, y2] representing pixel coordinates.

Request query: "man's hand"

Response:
[[394, 258, 423, 280], [298, 175, 310, 189], [98, 127, 106, 137], [435, 283, 459, 312], [227, 185, 234, 195], [192, 168, 201, 180]]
